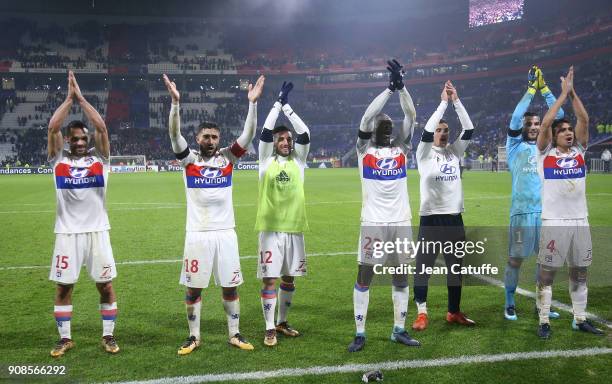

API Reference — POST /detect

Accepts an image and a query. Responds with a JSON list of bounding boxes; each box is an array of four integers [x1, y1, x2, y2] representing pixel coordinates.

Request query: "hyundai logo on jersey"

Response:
[[376, 157, 398, 170], [200, 168, 222, 178], [556, 158, 578, 168], [69, 167, 90, 178], [543, 154, 585, 179], [528, 155, 537, 165], [440, 163, 456, 174], [186, 163, 233, 188], [55, 162, 105, 189], [363, 154, 406, 180]]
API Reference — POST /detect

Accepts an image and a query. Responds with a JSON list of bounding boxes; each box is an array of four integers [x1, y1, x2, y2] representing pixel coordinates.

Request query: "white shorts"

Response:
[[358, 221, 413, 266], [49, 231, 116, 285], [538, 218, 592, 268], [180, 229, 243, 288], [257, 232, 306, 278]]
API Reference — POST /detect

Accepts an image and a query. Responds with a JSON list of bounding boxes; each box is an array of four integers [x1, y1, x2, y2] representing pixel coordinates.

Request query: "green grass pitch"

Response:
[[0, 169, 610, 383]]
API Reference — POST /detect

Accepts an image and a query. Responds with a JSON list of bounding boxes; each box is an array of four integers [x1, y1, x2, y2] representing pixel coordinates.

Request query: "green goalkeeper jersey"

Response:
[[255, 157, 308, 233]]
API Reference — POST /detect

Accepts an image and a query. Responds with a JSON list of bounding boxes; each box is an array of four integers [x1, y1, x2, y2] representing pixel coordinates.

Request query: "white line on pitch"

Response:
[[475, 274, 612, 329], [3, 251, 610, 327], [104, 347, 612, 384], [0, 251, 355, 271], [0, 200, 362, 214]]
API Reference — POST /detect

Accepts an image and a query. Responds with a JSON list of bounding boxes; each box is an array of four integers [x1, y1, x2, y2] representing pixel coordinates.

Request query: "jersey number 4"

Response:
[[546, 240, 556, 253]]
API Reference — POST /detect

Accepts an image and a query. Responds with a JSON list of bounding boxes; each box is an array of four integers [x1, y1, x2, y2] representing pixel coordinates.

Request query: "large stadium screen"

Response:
[[469, 0, 524, 28]]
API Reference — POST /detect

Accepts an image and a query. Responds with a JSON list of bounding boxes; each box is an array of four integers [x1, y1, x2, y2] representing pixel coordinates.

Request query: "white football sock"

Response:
[[100, 302, 117, 336], [261, 289, 277, 330], [54, 305, 72, 340], [353, 283, 369, 335], [392, 286, 409, 330]]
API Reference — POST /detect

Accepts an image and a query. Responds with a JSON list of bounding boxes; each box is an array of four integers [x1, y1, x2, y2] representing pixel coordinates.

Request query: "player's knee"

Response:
[[222, 287, 238, 300], [186, 287, 202, 297], [96, 282, 113, 296], [56, 284, 73, 299], [391, 274, 408, 288], [569, 267, 588, 284], [356, 264, 374, 286], [508, 257, 522, 268], [262, 277, 277, 289], [537, 268, 555, 286], [280, 275, 294, 284]]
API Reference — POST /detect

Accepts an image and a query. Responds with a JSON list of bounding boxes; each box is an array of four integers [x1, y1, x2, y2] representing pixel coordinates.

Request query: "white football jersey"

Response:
[[538, 144, 588, 219], [52, 149, 110, 234], [417, 145, 464, 216], [180, 144, 244, 231], [357, 144, 411, 223]]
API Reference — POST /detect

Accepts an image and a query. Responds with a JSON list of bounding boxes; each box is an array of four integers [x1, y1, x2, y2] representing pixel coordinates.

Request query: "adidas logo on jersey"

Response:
[[276, 170, 290, 183]]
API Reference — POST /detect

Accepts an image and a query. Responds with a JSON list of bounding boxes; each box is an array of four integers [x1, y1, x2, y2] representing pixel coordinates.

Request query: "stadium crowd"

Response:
[[0, 7, 611, 168]]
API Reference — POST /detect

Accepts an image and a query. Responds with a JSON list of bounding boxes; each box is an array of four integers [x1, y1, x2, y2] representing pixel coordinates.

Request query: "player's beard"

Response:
[[200, 143, 218, 158], [374, 124, 392, 147], [276, 143, 291, 157], [70, 144, 88, 157], [522, 127, 538, 142]]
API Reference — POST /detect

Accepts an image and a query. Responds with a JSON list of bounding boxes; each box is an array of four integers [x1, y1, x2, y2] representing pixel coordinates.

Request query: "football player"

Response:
[[504, 65, 563, 321], [348, 60, 420, 352], [535, 66, 603, 338], [164, 73, 264, 354], [48, 71, 118, 357], [255, 81, 310, 347]]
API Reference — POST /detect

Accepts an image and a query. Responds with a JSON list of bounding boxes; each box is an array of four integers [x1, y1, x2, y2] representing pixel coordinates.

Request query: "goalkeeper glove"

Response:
[[277, 81, 293, 105], [536, 67, 551, 95], [387, 59, 405, 91], [527, 65, 538, 95]]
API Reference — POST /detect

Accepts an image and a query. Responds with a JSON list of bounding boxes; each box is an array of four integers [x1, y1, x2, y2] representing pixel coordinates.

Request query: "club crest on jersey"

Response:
[[186, 163, 233, 188], [543, 153, 585, 179], [363, 154, 406, 180], [55, 162, 105, 189]]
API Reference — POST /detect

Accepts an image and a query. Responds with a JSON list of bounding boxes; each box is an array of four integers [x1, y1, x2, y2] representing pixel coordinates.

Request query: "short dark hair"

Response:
[[439, 119, 448, 125], [197, 122, 220, 135], [523, 112, 538, 118], [273, 125, 290, 135], [65, 120, 88, 136]]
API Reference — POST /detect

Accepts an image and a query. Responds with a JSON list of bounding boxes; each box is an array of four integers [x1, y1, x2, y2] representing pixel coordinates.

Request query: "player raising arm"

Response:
[[348, 59, 419, 353], [48, 71, 118, 357], [164, 73, 264, 354], [255, 81, 310, 347], [411, 81, 475, 331], [535, 66, 603, 338], [503, 66, 563, 321]]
